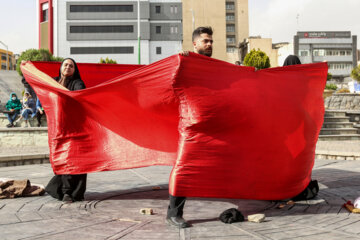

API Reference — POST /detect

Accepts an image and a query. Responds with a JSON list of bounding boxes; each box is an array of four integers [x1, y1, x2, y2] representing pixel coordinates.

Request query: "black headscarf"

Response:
[[57, 58, 81, 80], [283, 55, 302, 66]]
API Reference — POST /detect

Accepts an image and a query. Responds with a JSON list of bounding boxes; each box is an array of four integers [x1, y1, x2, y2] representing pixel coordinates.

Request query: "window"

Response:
[[226, 13, 235, 21], [226, 2, 235, 10], [156, 47, 162, 55], [170, 5, 178, 14], [226, 24, 235, 32], [313, 49, 325, 56], [1, 64, 6, 70], [299, 50, 309, 56], [70, 5, 133, 12], [70, 25, 134, 33], [41, 3, 49, 22], [1, 54, 7, 61], [328, 63, 352, 70], [227, 47, 235, 53], [170, 26, 178, 34], [314, 49, 352, 57], [226, 36, 235, 44], [156, 26, 162, 34], [71, 47, 134, 54], [155, 5, 161, 14]]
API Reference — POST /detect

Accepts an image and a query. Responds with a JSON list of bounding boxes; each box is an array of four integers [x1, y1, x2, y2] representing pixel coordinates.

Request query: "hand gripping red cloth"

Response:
[[21, 53, 327, 200]]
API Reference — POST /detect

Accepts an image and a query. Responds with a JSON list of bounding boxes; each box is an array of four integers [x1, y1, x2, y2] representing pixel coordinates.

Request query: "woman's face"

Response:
[[61, 59, 75, 77]]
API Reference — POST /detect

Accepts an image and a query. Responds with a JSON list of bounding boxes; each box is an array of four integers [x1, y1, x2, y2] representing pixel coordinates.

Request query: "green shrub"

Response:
[[325, 83, 337, 90], [243, 49, 270, 70], [16, 49, 63, 76], [351, 64, 360, 82], [327, 72, 332, 80], [99, 57, 117, 64]]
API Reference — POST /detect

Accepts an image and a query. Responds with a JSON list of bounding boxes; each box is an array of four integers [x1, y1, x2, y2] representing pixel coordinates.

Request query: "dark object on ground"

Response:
[[166, 216, 191, 228], [292, 180, 319, 201], [0, 179, 45, 199], [219, 208, 245, 224]]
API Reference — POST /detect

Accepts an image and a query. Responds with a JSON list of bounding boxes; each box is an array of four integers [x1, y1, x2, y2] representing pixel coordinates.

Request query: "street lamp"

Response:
[[0, 41, 9, 70]]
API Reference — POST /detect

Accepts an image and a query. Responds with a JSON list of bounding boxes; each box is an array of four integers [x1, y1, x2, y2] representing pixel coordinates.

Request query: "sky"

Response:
[[0, 0, 359, 55]]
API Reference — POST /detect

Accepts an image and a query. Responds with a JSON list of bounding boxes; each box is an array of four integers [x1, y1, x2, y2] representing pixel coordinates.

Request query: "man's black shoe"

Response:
[[62, 194, 73, 203], [6, 123, 13, 128], [166, 217, 190, 228]]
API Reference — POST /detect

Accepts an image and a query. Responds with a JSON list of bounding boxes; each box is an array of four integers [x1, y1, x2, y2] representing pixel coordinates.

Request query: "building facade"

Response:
[[182, 0, 249, 63], [294, 31, 357, 78], [238, 37, 293, 67], [0, 49, 16, 71], [38, 0, 183, 64]]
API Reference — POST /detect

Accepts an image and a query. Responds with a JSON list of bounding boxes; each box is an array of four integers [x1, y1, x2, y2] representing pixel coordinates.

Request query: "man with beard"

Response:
[[166, 26, 213, 228]]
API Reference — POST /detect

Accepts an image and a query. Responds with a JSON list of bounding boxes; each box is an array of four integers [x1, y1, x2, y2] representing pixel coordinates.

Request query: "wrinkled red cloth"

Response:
[[21, 53, 327, 200]]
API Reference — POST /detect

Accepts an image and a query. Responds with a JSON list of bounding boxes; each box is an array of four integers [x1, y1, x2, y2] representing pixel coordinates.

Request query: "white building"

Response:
[[38, 0, 182, 64]]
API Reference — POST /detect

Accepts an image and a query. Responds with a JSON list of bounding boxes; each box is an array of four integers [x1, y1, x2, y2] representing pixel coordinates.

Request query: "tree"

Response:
[[16, 49, 63, 76], [351, 64, 360, 82], [99, 57, 117, 64], [243, 49, 271, 70]]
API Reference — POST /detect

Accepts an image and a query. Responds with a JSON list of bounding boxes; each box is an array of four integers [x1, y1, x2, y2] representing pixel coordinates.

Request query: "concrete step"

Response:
[[0, 153, 49, 167], [0, 114, 47, 127], [322, 122, 354, 129], [318, 134, 360, 141], [323, 117, 350, 123], [320, 128, 359, 135], [0, 127, 48, 147], [324, 110, 347, 117]]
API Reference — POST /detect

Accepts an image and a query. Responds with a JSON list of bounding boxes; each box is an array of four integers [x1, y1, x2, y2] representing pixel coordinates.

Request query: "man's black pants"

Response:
[[167, 194, 186, 218]]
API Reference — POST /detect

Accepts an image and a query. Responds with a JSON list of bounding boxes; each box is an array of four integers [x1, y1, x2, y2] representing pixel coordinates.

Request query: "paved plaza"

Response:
[[0, 158, 360, 240]]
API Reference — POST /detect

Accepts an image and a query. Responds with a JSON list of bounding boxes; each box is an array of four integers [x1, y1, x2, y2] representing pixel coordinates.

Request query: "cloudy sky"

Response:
[[0, 0, 359, 54]]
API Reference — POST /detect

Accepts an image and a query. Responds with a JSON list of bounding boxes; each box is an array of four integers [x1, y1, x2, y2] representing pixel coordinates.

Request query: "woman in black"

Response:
[[45, 58, 87, 203]]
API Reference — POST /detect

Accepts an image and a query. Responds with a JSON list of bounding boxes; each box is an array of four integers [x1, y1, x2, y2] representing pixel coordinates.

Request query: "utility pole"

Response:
[[138, 0, 141, 64], [0, 41, 9, 70]]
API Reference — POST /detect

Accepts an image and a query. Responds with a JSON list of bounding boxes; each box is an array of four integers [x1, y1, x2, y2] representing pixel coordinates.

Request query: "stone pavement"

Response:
[[0, 158, 360, 240]]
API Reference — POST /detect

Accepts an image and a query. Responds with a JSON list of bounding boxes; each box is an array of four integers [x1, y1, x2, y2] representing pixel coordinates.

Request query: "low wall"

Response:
[[325, 93, 360, 110]]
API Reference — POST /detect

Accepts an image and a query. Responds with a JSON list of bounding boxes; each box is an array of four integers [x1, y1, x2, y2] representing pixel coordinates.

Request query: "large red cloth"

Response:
[[21, 53, 327, 200]]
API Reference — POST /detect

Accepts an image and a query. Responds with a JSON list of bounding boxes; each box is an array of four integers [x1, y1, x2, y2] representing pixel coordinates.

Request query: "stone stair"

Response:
[[319, 110, 360, 141], [0, 114, 47, 128]]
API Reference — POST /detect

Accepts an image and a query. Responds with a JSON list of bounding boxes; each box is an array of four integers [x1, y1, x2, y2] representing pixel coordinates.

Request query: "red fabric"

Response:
[[21, 53, 327, 200]]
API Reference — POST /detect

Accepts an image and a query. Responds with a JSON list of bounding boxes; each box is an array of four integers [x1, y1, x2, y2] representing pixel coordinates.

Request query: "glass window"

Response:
[[174, 6, 178, 13], [156, 47, 162, 55], [42, 9, 48, 22], [226, 13, 235, 21], [71, 46, 134, 54], [156, 26, 161, 34], [226, 36, 235, 44], [226, 24, 235, 32], [226, 2, 235, 10], [299, 50, 309, 56], [227, 47, 235, 53], [155, 6, 161, 14], [70, 5, 133, 12], [170, 26, 178, 34], [70, 25, 134, 33]]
